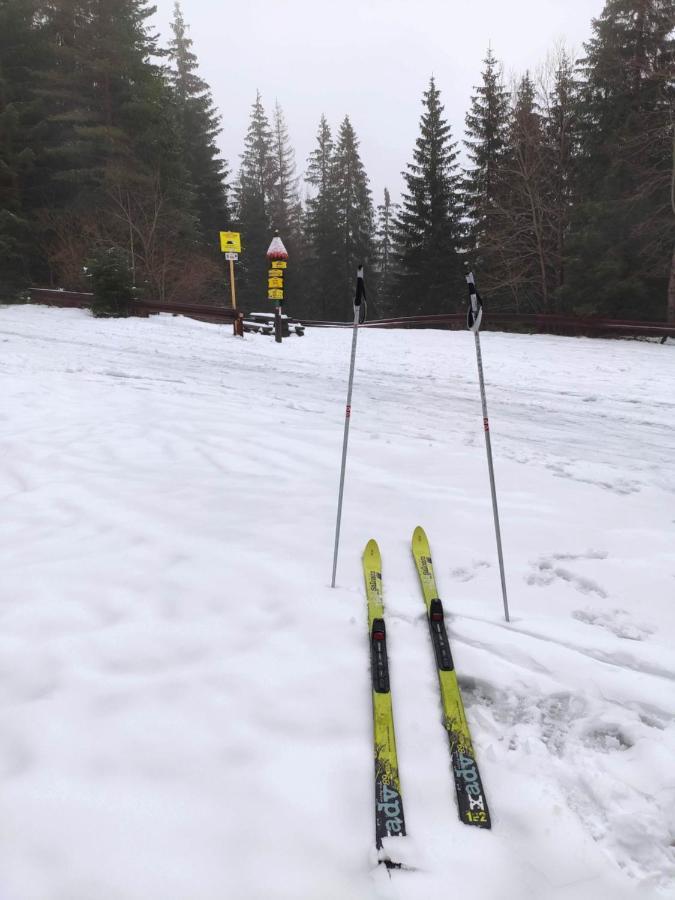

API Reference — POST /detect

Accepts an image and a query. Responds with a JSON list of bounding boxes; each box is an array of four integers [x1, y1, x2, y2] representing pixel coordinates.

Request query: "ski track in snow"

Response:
[[0, 305, 674, 900]]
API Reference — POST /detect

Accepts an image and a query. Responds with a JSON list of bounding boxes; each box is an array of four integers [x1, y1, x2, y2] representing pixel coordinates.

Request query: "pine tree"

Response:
[[35, 0, 168, 201], [563, 0, 675, 318], [304, 114, 342, 318], [502, 72, 550, 311], [374, 188, 398, 316], [333, 115, 374, 314], [0, 0, 42, 293], [167, 1, 229, 245], [269, 100, 305, 314], [395, 77, 464, 314], [269, 101, 301, 237], [463, 46, 510, 296], [30, 0, 196, 289], [235, 90, 277, 306], [541, 46, 579, 301]]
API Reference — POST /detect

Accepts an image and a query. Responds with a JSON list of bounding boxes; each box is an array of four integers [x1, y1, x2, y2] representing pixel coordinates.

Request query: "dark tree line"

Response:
[[1, 0, 673, 322], [0, 0, 228, 303]]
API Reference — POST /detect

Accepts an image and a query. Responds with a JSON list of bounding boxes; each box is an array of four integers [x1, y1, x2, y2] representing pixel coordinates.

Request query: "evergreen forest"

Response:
[[1, 0, 673, 321]]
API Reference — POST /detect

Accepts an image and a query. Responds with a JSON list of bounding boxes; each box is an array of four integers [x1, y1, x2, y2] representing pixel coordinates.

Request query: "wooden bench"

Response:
[[247, 312, 305, 337]]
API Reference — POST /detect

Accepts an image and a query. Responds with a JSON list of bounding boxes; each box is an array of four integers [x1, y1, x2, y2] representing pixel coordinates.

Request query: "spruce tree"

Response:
[[541, 47, 579, 301], [374, 188, 398, 316], [564, 0, 675, 318], [304, 114, 342, 318], [395, 77, 464, 314], [463, 46, 510, 296], [269, 100, 305, 314], [502, 72, 551, 311], [0, 0, 42, 293], [333, 115, 374, 314], [269, 101, 301, 237], [235, 90, 277, 306], [35, 0, 168, 201], [167, 1, 229, 245], [30, 0, 196, 289]]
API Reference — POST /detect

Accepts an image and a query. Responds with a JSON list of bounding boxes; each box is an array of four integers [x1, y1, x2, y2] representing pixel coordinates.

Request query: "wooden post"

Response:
[[229, 258, 243, 337], [274, 303, 282, 343], [219, 231, 243, 337], [266, 231, 289, 345]]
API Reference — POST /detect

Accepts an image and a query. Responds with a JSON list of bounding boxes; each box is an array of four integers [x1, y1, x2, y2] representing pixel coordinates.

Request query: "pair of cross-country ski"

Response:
[[364, 526, 491, 868]]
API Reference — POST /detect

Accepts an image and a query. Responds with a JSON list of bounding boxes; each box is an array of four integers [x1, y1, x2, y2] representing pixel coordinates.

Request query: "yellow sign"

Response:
[[268, 289, 284, 300], [268, 278, 284, 289], [271, 260, 287, 269], [220, 231, 241, 253], [268, 269, 283, 279]]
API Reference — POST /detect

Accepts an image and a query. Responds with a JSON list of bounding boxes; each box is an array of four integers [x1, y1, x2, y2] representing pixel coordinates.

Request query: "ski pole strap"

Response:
[[465, 271, 483, 333]]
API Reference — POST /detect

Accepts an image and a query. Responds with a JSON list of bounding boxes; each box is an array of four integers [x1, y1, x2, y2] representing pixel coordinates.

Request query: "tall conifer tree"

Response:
[[304, 114, 342, 318], [333, 115, 374, 312], [167, 1, 229, 245], [564, 0, 675, 318], [541, 47, 579, 300], [269, 100, 305, 312], [395, 77, 464, 314], [374, 187, 398, 316], [235, 90, 277, 305], [269, 100, 301, 237], [31, 0, 195, 289], [0, 0, 42, 292], [36, 0, 173, 200], [503, 72, 550, 310], [463, 46, 510, 296]]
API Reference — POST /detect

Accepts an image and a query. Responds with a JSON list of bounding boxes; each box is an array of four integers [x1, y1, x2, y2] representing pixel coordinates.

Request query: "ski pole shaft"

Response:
[[331, 267, 366, 588], [466, 272, 510, 622]]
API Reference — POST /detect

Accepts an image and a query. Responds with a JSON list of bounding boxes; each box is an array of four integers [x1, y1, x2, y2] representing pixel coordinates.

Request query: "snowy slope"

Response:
[[0, 305, 673, 900]]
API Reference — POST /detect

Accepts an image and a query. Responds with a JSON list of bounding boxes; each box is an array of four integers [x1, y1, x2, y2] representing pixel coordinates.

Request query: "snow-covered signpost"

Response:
[[466, 270, 510, 622], [267, 231, 288, 344], [331, 266, 367, 588], [220, 230, 243, 337]]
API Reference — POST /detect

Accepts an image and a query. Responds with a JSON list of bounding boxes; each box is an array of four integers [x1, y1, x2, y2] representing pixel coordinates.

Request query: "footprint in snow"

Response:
[[449, 560, 491, 582], [580, 724, 633, 753], [459, 679, 585, 756], [526, 553, 608, 598], [545, 462, 641, 496], [572, 608, 654, 642], [460, 681, 654, 758]]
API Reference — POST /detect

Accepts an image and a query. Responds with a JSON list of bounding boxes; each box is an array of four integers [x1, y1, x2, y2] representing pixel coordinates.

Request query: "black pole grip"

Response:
[[355, 265, 366, 307]]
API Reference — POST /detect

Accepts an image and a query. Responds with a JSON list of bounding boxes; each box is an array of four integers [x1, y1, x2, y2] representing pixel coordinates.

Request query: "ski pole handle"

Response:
[[355, 264, 367, 324], [355, 265, 365, 306], [465, 270, 483, 332]]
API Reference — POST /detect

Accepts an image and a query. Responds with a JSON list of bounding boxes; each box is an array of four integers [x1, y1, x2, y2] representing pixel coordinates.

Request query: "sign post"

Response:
[[220, 231, 242, 336], [266, 231, 288, 344]]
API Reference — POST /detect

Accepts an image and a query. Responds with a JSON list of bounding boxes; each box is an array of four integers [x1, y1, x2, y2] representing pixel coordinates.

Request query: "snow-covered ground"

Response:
[[0, 304, 673, 900]]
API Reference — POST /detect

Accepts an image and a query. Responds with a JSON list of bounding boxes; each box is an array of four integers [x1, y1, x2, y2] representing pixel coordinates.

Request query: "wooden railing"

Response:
[[25, 289, 675, 340], [303, 312, 675, 340], [28, 288, 242, 326]]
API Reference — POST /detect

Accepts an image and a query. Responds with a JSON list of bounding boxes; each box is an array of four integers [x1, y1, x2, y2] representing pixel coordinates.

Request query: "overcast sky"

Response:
[[151, 0, 606, 206]]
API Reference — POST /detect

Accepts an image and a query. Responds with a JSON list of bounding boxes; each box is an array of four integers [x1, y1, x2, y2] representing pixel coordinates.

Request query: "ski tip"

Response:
[[412, 525, 428, 544], [411, 526, 432, 560], [362, 538, 380, 562]]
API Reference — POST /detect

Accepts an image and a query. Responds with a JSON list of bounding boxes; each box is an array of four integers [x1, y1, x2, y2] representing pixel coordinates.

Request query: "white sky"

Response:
[[152, 0, 606, 206]]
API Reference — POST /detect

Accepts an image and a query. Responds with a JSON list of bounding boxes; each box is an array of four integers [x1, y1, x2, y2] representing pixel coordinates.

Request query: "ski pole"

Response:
[[465, 270, 510, 622], [331, 266, 367, 588]]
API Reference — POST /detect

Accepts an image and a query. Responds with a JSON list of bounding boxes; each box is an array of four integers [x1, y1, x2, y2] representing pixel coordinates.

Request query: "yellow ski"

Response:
[[412, 526, 491, 828], [362, 539, 407, 861]]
